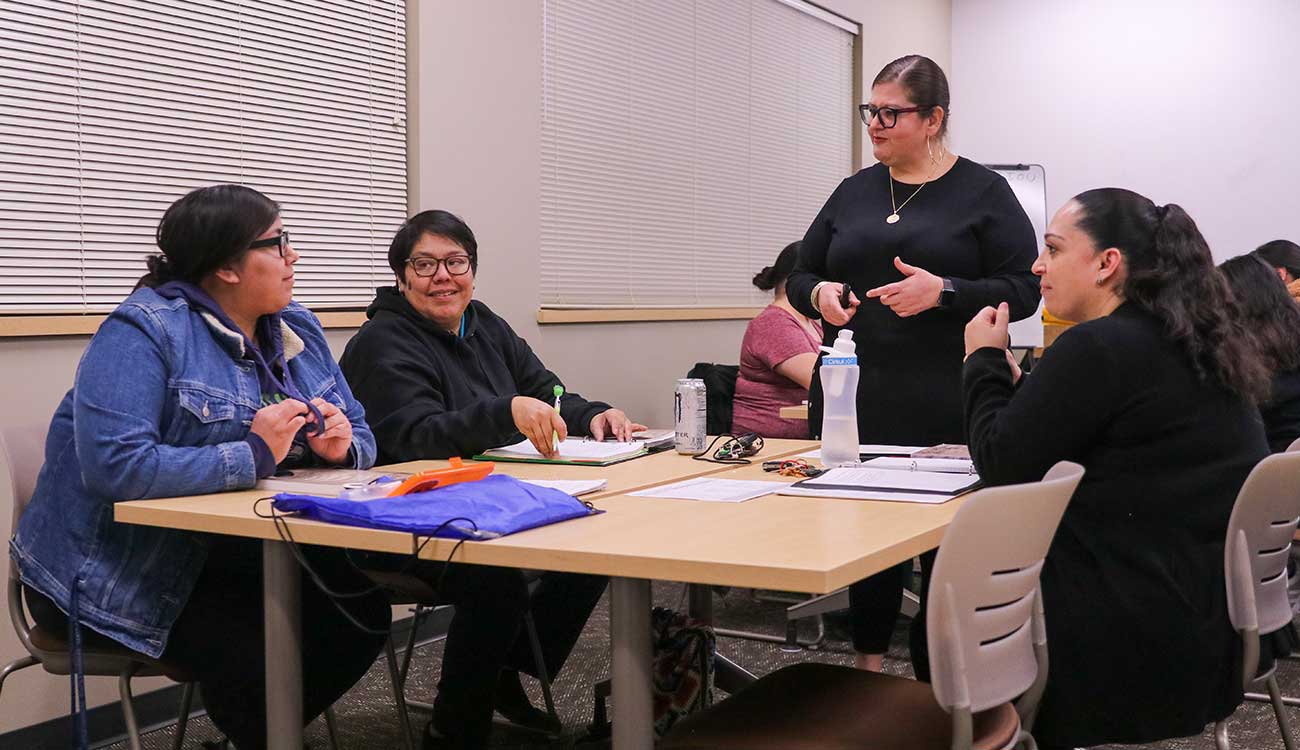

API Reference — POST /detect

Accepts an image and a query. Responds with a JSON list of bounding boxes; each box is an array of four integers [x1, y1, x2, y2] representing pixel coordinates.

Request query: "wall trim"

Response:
[[0, 311, 368, 339], [537, 307, 764, 324]]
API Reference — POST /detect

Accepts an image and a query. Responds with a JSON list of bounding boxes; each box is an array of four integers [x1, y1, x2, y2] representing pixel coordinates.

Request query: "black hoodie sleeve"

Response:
[[504, 325, 612, 437], [340, 319, 521, 461]]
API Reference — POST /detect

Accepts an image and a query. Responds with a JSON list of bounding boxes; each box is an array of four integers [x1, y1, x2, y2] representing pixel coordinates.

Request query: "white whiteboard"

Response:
[[986, 164, 1046, 347]]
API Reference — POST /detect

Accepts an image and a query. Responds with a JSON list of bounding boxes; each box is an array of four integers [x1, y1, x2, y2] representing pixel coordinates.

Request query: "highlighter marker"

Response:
[[552, 384, 564, 451]]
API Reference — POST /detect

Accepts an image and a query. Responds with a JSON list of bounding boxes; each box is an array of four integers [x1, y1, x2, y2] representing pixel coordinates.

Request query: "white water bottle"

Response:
[[819, 329, 860, 467]]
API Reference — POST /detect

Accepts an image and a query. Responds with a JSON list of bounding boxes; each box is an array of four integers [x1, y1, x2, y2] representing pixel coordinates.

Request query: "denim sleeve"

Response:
[[72, 308, 258, 500]]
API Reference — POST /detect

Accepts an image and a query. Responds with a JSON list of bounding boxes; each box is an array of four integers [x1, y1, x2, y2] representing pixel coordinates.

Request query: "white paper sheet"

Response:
[[519, 478, 609, 497], [861, 457, 976, 474], [483, 437, 645, 461], [802, 467, 977, 493], [628, 478, 787, 503]]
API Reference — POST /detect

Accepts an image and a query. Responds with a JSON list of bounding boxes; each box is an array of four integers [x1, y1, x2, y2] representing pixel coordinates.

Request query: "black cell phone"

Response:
[[839, 282, 853, 308]]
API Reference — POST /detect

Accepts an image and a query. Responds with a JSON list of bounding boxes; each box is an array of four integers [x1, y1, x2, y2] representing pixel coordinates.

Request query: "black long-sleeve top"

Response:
[[787, 157, 1039, 444], [963, 302, 1267, 746], [340, 288, 611, 463], [1262, 369, 1300, 452]]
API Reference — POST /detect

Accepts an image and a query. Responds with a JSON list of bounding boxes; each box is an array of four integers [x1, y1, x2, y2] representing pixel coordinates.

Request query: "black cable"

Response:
[[690, 433, 763, 465], [252, 496, 480, 635]]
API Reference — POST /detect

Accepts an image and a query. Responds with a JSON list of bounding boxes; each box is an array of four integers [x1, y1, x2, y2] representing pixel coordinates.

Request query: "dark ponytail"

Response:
[[1072, 188, 1270, 402], [752, 241, 801, 291], [137, 184, 280, 289], [1218, 253, 1300, 374]]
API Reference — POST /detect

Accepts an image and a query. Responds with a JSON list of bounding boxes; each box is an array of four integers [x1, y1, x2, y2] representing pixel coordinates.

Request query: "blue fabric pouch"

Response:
[[271, 474, 598, 540]]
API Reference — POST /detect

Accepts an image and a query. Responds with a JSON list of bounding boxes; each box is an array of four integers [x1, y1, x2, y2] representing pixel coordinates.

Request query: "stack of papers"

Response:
[[797, 444, 928, 461], [519, 478, 609, 497], [629, 478, 786, 503], [257, 468, 410, 497], [861, 457, 976, 474], [779, 466, 980, 504], [631, 429, 676, 450], [478, 437, 647, 465]]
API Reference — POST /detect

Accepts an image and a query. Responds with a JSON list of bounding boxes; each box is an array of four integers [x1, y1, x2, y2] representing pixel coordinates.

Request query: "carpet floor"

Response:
[[112, 582, 1299, 749]]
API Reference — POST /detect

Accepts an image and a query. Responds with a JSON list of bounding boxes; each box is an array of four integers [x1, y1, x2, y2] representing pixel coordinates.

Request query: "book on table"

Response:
[[779, 465, 981, 504], [475, 437, 648, 466]]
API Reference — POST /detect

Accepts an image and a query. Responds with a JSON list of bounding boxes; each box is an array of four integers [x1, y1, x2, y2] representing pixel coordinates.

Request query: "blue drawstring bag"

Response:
[[271, 474, 598, 539]]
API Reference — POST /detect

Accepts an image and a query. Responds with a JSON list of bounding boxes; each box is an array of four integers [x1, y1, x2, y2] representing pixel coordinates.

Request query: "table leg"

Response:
[[610, 577, 653, 750], [264, 540, 303, 750], [686, 583, 756, 694]]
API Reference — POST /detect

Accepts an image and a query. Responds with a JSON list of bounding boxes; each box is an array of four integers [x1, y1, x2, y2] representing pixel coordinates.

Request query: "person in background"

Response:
[[785, 53, 1040, 675], [9, 185, 389, 749], [1220, 253, 1300, 452], [1253, 239, 1300, 303], [731, 241, 822, 438], [340, 210, 627, 749], [963, 187, 1267, 748]]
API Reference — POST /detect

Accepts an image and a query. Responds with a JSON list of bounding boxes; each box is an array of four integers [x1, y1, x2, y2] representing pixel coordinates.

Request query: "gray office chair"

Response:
[[660, 461, 1084, 750], [1216, 443, 1300, 750], [0, 422, 340, 750], [0, 422, 197, 750]]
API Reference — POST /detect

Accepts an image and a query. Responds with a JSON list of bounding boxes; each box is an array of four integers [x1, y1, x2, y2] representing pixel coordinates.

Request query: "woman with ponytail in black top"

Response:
[[732, 241, 823, 438], [962, 188, 1270, 747]]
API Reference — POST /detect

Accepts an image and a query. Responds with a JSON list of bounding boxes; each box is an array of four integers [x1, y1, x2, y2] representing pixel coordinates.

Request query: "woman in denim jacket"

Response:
[[10, 185, 389, 748]]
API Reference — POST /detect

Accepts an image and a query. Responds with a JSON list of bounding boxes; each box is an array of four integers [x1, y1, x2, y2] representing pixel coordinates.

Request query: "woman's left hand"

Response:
[[964, 302, 1011, 359], [865, 257, 944, 317], [305, 397, 354, 465], [589, 409, 647, 442]]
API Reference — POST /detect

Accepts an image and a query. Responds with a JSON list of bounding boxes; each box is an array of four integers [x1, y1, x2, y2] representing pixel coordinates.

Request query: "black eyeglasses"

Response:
[[406, 255, 472, 277], [858, 104, 933, 129], [248, 232, 291, 258]]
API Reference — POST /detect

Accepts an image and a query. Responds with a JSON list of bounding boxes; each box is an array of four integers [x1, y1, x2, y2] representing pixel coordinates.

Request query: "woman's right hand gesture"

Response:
[[816, 282, 860, 327], [512, 396, 567, 458], [250, 399, 310, 463]]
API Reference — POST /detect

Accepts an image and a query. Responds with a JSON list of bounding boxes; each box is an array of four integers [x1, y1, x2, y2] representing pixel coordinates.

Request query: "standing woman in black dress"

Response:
[[786, 54, 1040, 673]]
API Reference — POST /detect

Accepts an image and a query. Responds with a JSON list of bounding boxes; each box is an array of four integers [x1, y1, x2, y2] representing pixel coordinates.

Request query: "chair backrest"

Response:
[[685, 363, 739, 435], [1224, 446, 1300, 681], [927, 461, 1084, 715], [2, 421, 50, 655]]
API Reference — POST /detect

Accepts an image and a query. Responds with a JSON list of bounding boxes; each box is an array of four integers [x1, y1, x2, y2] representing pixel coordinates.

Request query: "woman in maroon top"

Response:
[[732, 241, 823, 438]]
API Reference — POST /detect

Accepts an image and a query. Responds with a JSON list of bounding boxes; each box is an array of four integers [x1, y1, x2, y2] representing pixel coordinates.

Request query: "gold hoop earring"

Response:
[[927, 137, 937, 164]]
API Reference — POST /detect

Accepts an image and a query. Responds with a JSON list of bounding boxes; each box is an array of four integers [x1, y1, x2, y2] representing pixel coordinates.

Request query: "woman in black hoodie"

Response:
[[341, 210, 641, 749]]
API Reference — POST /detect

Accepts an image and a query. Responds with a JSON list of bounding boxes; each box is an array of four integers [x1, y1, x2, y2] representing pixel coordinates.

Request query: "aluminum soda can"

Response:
[[674, 378, 707, 454]]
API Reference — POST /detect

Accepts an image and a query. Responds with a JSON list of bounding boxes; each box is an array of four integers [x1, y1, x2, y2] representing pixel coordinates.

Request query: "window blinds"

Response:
[[540, 0, 855, 309], [0, 0, 406, 313]]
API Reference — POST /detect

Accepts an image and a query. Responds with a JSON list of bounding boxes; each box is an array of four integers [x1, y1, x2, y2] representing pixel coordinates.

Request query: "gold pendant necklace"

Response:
[[887, 156, 943, 224]]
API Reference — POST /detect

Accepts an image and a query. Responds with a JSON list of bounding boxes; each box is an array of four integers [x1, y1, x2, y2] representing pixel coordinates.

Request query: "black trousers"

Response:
[[363, 554, 607, 748], [26, 538, 389, 750], [848, 551, 936, 679]]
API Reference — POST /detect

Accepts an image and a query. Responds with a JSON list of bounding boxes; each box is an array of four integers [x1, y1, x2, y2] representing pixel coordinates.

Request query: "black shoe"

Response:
[[422, 720, 464, 750], [494, 670, 563, 735]]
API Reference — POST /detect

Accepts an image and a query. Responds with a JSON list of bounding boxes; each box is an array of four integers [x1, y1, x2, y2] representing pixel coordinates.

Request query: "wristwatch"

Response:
[[937, 277, 956, 308]]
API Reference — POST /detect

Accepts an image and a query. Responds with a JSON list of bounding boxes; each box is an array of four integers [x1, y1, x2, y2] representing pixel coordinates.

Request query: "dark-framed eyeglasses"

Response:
[[858, 103, 933, 129], [406, 255, 472, 277], [248, 231, 291, 258]]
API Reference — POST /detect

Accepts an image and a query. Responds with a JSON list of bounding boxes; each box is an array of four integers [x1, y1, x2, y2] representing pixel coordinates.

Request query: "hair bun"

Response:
[[752, 265, 777, 291]]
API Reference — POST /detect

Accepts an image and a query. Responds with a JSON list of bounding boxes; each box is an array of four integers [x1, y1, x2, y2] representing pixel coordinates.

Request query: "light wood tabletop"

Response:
[[115, 439, 963, 595], [779, 404, 809, 420], [112, 436, 963, 750]]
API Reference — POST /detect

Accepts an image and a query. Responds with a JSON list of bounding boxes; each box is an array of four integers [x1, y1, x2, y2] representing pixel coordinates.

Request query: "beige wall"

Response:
[[0, 0, 950, 735], [410, 0, 950, 429]]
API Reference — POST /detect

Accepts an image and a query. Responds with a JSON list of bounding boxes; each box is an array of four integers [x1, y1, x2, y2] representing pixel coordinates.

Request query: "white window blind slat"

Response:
[[540, 0, 854, 309], [0, 0, 406, 313]]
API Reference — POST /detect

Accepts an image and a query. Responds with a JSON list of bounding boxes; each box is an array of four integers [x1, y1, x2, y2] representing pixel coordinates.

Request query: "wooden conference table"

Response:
[[779, 404, 809, 420], [114, 438, 967, 750]]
